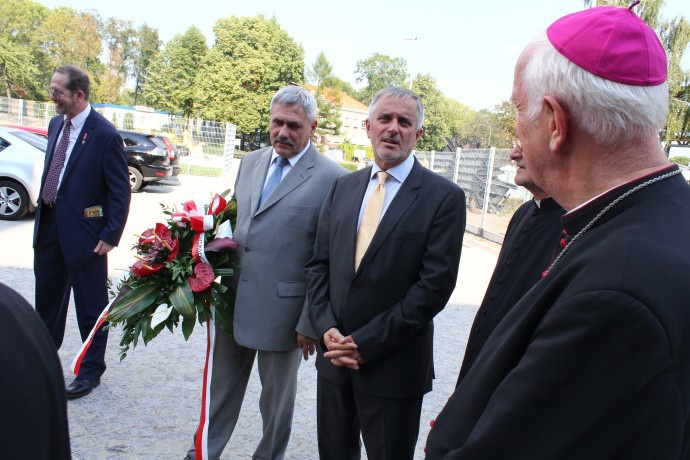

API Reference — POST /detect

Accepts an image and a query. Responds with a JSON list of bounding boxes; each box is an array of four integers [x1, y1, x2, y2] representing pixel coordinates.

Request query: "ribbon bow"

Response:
[[171, 194, 227, 263]]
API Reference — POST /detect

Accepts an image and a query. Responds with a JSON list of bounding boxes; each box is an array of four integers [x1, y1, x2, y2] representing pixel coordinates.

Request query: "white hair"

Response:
[[270, 86, 318, 122], [519, 32, 668, 146], [369, 86, 424, 130]]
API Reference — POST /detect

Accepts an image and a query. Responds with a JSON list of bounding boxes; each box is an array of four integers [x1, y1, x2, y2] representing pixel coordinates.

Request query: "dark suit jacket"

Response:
[[33, 109, 130, 269], [457, 197, 564, 384], [426, 167, 690, 459], [0, 282, 70, 459], [307, 158, 466, 398]]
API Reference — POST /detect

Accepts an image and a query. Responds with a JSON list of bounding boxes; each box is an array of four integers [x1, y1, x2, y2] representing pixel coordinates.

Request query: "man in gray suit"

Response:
[[186, 86, 347, 460]]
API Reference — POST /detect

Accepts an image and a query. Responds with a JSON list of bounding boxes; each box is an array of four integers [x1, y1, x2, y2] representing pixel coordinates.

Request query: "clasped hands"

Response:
[[323, 327, 365, 370]]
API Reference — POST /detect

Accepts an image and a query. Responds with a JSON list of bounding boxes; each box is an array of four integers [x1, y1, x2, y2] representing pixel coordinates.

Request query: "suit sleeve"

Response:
[[99, 131, 131, 246], [352, 185, 466, 363], [306, 183, 339, 342]]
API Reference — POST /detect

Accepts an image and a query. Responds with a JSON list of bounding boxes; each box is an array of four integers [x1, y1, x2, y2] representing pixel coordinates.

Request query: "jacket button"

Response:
[[244, 247, 251, 252]]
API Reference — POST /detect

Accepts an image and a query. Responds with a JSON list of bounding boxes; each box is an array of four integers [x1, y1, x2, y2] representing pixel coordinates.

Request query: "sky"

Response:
[[37, 0, 690, 111]]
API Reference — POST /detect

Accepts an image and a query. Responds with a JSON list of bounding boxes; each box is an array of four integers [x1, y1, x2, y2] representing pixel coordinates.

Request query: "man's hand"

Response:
[[297, 333, 318, 361], [94, 240, 114, 255], [322, 328, 363, 370]]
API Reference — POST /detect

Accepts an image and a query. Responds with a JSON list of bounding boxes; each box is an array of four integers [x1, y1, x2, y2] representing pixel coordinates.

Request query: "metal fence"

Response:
[[2, 95, 529, 243], [415, 148, 532, 243], [0, 95, 237, 181]]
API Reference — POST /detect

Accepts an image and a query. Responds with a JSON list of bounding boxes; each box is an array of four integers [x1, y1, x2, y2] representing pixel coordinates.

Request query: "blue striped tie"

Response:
[[258, 156, 289, 208]]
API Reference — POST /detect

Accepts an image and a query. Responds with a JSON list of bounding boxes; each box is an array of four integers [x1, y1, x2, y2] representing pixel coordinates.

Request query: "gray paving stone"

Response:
[[0, 174, 498, 459]]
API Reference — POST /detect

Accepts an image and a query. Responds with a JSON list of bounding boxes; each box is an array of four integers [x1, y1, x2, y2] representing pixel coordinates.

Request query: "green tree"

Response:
[[313, 88, 343, 145], [412, 74, 452, 151], [307, 53, 341, 145], [446, 98, 476, 144], [323, 76, 357, 98], [354, 53, 408, 104], [492, 100, 517, 147], [195, 15, 304, 144], [307, 51, 332, 87], [145, 26, 208, 117], [96, 17, 135, 104], [131, 24, 161, 106], [0, 0, 48, 98], [39, 7, 101, 72]]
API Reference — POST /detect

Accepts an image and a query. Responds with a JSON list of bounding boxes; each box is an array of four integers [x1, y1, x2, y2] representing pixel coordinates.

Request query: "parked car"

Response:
[[154, 134, 181, 176], [0, 124, 49, 139], [0, 126, 46, 220], [117, 130, 173, 192]]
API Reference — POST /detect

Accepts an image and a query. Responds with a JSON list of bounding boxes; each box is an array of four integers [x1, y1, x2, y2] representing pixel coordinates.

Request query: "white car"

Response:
[[0, 126, 47, 220]]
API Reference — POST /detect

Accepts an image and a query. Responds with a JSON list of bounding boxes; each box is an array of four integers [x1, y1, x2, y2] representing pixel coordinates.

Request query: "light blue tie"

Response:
[[258, 156, 289, 208]]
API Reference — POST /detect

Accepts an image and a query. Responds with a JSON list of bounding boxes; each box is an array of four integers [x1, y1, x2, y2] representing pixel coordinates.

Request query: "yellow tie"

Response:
[[355, 171, 389, 271]]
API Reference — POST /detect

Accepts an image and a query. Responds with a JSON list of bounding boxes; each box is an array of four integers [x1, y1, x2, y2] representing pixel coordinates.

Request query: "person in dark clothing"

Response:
[[457, 144, 564, 385], [426, 5, 690, 459], [0, 282, 71, 459]]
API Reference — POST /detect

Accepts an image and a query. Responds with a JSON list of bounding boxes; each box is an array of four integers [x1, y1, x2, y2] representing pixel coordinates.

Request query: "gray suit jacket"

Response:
[[231, 143, 348, 351]]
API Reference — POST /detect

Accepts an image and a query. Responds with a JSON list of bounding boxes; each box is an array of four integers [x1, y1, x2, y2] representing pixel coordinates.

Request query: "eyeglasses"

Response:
[[514, 138, 522, 150], [47, 87, 72, 98]]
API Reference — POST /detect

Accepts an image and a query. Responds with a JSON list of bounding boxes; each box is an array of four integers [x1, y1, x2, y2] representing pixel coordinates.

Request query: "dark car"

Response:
[[117, 130, 173, 192], [154, 134, 181, 176]]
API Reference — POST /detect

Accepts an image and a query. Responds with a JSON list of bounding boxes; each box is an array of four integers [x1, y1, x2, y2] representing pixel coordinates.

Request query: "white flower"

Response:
[[150, 303, 173, 329]]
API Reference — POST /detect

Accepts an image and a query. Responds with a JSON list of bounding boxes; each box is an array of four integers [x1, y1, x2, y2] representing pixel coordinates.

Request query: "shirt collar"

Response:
[[64, 104, 91, 131], [271, 141, 310, 167], [371, 153, 415, 183]]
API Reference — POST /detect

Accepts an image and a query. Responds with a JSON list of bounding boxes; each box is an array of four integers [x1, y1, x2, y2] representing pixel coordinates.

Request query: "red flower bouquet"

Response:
[[106, 192, 239, 359]]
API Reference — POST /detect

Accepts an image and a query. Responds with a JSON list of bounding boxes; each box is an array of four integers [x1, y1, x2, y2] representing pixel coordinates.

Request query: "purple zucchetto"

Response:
[[546, 2, 667, 86]]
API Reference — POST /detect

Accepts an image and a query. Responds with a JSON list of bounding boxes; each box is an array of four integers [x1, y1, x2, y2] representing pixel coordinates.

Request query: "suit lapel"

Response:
[[250, 148, 273, 215], [348, 169, 371, 274], [357, 159, 422, 271], [60, 111, 94, 185]]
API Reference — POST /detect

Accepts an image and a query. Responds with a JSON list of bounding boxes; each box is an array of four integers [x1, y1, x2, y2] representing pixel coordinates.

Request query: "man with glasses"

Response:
[[34, 64, 130, 399]]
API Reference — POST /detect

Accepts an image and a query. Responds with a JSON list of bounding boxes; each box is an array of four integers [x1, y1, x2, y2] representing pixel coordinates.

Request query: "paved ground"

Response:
[[0, 174, 500, 459]]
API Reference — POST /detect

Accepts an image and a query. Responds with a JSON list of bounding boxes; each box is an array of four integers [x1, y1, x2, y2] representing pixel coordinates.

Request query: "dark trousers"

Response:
[[34, 207, 109, 381], [317, 372, 423, 460]]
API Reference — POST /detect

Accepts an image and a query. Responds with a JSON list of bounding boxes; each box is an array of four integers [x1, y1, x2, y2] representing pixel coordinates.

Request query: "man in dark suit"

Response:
[[185, 86, 347, 460], [34, 65, 130, 399], [456, 143, 564, 385], [306, 86, 466, 459], [425, 6, 690, 458]]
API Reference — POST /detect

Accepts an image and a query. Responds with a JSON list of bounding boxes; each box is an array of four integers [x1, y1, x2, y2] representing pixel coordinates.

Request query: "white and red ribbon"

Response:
[[171, 195, 227, 264], [194, 305, 217, 460], [70, 294, 117, 375]]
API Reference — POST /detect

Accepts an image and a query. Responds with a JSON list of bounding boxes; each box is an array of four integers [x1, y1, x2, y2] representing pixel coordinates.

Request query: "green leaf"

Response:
[[211, 281, 228, 293], [170, 282, 195, 318], [182, 315, 195, 340], [213, 268, 234, 277], [108, 284, 161, 322]]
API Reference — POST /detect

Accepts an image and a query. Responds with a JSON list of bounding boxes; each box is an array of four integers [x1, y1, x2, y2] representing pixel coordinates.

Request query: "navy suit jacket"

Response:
[[307, 158, 466, 398], [33, 108, 130, 269]]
